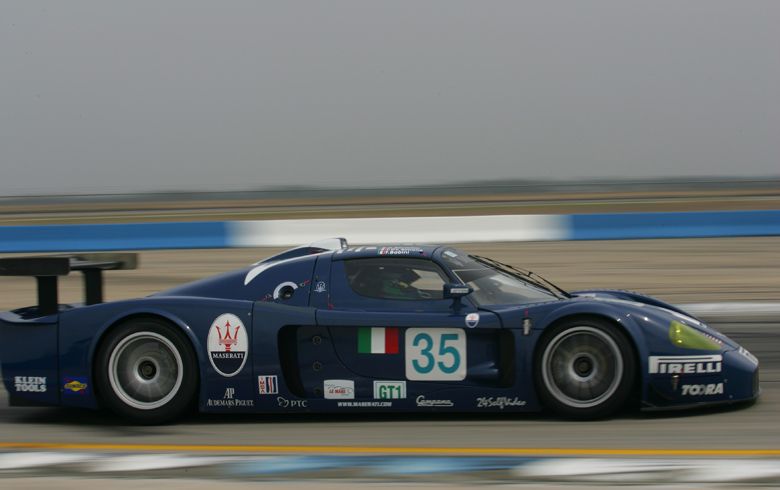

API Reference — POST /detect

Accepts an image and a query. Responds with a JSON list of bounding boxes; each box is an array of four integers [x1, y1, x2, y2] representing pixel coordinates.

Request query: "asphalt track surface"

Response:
[[0, 238, 778, 456]]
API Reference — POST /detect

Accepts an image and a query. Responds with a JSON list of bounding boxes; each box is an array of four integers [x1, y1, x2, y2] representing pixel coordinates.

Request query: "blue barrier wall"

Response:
[[0, 210, 778, 253], [0, 221, 230, 252], [569, 210, 780, 240]]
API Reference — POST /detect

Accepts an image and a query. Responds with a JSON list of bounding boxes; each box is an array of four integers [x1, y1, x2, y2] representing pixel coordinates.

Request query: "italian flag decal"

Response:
[[358, 327, 399, 354]]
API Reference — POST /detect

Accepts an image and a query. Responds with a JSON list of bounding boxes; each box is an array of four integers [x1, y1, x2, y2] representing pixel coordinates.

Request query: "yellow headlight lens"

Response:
[[669, 320, 722, 351]]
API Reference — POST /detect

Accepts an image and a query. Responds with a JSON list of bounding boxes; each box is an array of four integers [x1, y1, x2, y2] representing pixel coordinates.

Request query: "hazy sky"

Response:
[[2, 1, 779, 195]]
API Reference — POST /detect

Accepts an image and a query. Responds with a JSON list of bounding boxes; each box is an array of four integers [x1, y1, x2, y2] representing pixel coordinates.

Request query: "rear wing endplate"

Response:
[[0, 253, 138, 315]]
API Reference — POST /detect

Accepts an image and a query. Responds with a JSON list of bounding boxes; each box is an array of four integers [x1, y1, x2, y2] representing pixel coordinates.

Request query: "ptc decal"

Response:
[[207, 313, 248, 377], [465, 313, 479, 328]]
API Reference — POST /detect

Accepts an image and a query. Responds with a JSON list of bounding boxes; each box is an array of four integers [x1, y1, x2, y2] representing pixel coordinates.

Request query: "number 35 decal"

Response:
[[405, 328, 467, 381]]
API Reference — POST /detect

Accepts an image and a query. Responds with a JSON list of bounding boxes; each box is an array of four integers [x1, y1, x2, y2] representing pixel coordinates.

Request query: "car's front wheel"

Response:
[[534, 318, 636, 419], [95, 318, 198, 424]]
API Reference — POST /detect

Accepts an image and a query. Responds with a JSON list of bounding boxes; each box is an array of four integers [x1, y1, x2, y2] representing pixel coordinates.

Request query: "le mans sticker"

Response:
[[208, 313, 248, 377]]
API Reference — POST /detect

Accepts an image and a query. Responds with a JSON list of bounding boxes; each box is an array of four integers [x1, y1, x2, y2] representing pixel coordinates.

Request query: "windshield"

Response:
[[439, 249, 559, 306]]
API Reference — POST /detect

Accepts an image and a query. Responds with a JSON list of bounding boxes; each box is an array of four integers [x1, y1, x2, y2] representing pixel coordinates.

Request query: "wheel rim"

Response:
[[108, 332, 183, 410], [541, 326, 624, 409]]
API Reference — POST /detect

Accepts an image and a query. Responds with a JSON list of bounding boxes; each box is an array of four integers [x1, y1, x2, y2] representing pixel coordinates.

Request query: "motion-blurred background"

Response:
[[1, 1, 779, 488]]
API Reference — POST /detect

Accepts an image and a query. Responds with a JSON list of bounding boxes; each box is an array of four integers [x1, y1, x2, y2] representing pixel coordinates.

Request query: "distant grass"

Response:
[[1, 191, 779, 225]]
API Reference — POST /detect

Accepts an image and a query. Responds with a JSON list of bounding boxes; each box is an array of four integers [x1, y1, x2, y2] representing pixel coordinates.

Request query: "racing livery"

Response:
[[0, 239, 759, 423]]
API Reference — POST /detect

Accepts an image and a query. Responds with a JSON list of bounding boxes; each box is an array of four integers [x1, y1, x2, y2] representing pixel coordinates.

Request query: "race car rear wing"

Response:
[[0, 253, 138, 315]]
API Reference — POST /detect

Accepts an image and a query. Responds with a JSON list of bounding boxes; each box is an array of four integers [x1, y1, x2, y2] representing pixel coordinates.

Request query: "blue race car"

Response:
[[0, 239, 759, 423]]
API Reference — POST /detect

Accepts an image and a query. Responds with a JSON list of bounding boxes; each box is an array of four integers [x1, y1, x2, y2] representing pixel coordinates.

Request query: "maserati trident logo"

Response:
[[217, 322, 240, 352], [207, 313, 248, 377]]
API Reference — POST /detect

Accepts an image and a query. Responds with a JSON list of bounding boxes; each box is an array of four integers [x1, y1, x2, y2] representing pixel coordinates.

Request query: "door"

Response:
[[306, 257, 513, 401]]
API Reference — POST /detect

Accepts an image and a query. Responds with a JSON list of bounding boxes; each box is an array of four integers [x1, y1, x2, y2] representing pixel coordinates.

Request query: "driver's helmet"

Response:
[[379, 266, 420, 299]]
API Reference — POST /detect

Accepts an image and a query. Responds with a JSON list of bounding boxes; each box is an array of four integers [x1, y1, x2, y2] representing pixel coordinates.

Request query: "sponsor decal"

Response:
[[465, 313, 480, 328], [415, 395, 454, 407], [681, 383, 724, 396], [648, 354, 722, 374], [476, 396, 526, 409], [738, 347, 759, 365], [314, 281, 327, 293], [63, 377, 88, 395], [406, 328, 466, 381], [358, 327, 399, 354], [14, 376, 46, 393], [443, 250, 458, 258], [277, 396, 308, 408], [379, 246, 424, 256], [258, 375, 279, 395], [206, 387, 255, 407], [373, 381, 406, 399], [207, 313, 248, 377], [337, 401, 392, 407], [324, 379, 355, 399]]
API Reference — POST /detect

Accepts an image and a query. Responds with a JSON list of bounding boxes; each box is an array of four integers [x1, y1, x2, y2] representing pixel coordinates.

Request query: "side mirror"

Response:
[[443, 283, 472, 310], [443, 283, 472, 299]]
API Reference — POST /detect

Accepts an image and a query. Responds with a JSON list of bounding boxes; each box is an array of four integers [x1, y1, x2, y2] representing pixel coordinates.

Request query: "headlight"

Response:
[[669, 320, 722, 351]]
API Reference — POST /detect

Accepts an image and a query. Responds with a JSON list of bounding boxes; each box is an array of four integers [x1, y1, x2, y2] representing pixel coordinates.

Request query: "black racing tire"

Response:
[[534, 317, 636, 420], [94, 317, 198, 425]]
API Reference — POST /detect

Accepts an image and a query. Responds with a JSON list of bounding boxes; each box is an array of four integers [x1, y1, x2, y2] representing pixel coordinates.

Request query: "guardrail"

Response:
[[0, 210, 778, 252]]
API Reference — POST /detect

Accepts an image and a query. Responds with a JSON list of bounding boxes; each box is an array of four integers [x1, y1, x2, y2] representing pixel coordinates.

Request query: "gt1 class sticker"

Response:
[[14, 376, 46, 393], [207, 313, 248, 377], [207, 387, 254, 408], [258, 375, 279, 395], [63, 377, 88, 395], [476, 396, 526, 409], [465, 313, 479, 328], [648, 354, 722, 374], [681, 383, 724, 396], [405, 328, 466, 381], [323, 379, 355, 399], [415, 395, 453, 407], [373, 381, 406, 399], [314, 281, 327, 293]]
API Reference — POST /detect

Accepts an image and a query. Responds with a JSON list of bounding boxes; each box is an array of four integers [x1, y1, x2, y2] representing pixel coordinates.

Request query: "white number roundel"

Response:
[[405, 328, 466, 381]]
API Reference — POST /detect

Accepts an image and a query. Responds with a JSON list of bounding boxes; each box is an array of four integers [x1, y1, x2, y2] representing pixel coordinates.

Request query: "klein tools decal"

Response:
[[14, 376, 46, 393], [207, 313, 248, 377], [358, 327, 399, 354]]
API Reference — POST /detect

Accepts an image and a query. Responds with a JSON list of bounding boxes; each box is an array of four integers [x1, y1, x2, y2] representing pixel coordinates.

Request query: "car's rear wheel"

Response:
[[95, 318, 198, 424], [534, 318, 635, 419]]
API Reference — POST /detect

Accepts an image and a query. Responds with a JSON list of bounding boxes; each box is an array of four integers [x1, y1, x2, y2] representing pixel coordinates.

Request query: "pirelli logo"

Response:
[[648, 354, 722, 374]]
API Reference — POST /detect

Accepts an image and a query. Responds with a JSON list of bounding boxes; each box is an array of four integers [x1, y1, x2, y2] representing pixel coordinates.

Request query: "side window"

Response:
[[343, 258, 448, 301]]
